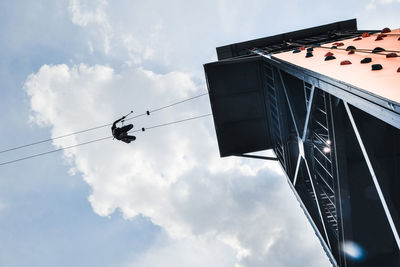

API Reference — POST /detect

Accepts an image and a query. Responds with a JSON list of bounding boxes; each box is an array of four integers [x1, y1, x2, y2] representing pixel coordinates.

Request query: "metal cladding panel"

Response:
[[204, 56, 272, 157]]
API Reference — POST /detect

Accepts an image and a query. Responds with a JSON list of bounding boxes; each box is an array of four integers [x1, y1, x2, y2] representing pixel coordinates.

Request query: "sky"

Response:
[[0, 1, 399, 266]]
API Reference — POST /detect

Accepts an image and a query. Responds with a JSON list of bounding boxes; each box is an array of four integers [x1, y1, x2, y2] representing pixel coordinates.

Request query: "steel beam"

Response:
[[344, 101, 400, 251]]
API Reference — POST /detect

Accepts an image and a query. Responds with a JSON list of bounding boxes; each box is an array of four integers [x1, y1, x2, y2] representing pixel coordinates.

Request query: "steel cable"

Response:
[[0, 113, 212, 167], [0, 92, 209, 154]]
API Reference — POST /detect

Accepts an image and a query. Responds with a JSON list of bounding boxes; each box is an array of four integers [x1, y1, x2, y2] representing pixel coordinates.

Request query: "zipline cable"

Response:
[[0, 92, 209, 154], [139, 113, 211, 131], [124, 92, 209, 122], [0, 124, 113, 154], [149, 92, 209, 114], [0, 113, 212, 167], [0, 136, 113, 167]]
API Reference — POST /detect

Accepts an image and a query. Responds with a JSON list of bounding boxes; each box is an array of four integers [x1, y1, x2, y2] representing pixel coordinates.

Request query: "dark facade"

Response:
[[204, 19, 400, 266]]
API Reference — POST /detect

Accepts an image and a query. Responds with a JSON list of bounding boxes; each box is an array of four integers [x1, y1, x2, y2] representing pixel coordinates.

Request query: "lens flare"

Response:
[[342, 241, 365, 261], [326, 140, 331, 145], [323, 147, 331, 153]]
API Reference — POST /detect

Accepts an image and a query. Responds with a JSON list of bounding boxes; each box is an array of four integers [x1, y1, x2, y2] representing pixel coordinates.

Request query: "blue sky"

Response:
[[0, 1, 399, 266]]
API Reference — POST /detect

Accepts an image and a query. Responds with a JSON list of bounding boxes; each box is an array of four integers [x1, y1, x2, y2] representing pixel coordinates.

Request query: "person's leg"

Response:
[[126, 135, 136, 141], [121, 138, 131, 143], [121, 124, 133, 132]]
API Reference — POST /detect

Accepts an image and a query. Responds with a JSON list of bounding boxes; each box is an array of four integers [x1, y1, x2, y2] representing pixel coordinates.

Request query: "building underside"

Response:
[[204, 19, 400, 266]]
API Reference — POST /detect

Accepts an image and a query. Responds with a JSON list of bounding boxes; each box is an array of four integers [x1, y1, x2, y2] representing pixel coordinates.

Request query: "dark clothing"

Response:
[[113, 124, 133, 139], [112, 117, 136, 143]]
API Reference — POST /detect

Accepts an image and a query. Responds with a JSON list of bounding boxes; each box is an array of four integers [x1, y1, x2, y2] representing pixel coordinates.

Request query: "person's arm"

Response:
[[112, 116, 126, 131]]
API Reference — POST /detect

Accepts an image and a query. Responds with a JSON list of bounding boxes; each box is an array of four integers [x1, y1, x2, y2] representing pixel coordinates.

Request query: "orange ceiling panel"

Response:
[[273, 29, 400, 104]]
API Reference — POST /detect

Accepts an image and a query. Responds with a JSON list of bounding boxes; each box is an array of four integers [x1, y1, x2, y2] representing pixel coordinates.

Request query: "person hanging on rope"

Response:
[[111, 113, 136, 143]]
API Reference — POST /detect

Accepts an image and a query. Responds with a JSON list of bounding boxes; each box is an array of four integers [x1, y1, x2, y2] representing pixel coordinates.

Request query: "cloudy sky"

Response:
[[0, 1, 399, 266]]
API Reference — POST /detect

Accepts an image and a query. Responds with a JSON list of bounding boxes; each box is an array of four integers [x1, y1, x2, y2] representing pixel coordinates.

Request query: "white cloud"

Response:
[[69, 0, 112, 54], [365, 0, 400, 9], [365, 0, 376, 10], [69, 0, 107, 27], [88, 40, 94, 54], [66, 0, 286, 76], [124, 236, 237, 267], [4, 0, 400, 266], [25, 63, 330, 266]]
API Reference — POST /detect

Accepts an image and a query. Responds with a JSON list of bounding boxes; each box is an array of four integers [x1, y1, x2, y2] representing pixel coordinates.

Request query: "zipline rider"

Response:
[[111, 115, 136, 143]]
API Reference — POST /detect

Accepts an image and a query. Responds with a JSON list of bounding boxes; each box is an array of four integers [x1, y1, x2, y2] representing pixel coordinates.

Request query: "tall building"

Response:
[[204, 19, 400, 266]]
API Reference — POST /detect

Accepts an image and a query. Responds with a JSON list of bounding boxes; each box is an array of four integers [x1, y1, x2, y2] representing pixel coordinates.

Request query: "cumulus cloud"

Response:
[[4, 0, 400, 265], [25, 63, 330, 266], [123, 236, 237, 267]]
